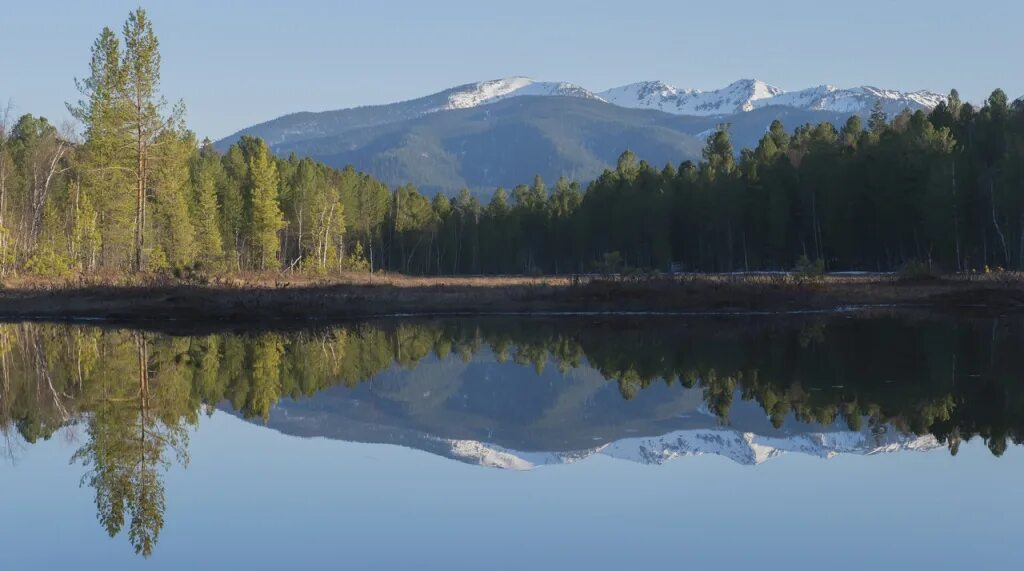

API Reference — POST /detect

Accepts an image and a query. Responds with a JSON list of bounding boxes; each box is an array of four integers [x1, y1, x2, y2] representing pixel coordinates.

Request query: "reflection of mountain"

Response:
[[236, 353, 940, 469]]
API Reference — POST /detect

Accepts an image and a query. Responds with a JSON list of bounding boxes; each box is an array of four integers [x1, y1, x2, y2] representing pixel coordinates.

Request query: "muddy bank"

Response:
[[0, 276, 1022, 328]]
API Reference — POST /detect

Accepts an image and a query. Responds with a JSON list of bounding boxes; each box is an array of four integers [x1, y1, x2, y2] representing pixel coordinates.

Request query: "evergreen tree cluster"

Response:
[[2, 9, 1022, 277]]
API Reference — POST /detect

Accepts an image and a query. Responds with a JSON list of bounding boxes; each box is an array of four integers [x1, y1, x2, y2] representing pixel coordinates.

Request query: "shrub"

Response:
[[24, 246, 75, 279], [595, 251, 623, 275], [172, 262, 210, 284], [146, 247, 170, 273], [342, 241, 370, 272], [899, 259, 937, 281], [794, 255, 825, 278]]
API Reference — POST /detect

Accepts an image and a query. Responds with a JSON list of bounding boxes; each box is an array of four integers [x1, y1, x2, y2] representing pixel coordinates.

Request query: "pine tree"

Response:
[[189, 141, 225, 270], [702, 126, 736, 181], [149, 131, 195, 270], [868, 100, 888, 135], [245, 140, 284, 270], [69, 26, 132, 269], [121, 8, 184, 271]]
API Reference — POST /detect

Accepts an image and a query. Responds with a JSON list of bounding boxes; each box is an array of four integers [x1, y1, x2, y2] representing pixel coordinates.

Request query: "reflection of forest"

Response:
[[2, 315, 1023, 555]]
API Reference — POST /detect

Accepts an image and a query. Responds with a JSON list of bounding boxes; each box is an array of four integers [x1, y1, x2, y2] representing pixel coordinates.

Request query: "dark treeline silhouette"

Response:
[[386, 91, 1023, 274], [2, 8, 1022, 278]]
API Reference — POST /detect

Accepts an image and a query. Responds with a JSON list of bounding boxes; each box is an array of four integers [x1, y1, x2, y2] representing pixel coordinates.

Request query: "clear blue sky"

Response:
[[2, 0, 1021, 140]]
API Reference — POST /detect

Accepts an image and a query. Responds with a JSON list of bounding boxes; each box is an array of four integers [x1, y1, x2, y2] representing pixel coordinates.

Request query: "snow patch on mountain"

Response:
[[760, 84, 945, 114], [442, 428, 942, 470], [600, 79, 784, 116], [442, 77, 602, 111], [599, 79, 945, 117]]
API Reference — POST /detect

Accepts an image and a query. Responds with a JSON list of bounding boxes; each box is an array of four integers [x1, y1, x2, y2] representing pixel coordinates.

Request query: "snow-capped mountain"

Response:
[[436, 77, 945, 118], [217, 75, 948, 194], [444, 428, 943, 470], [222, 76, 943, 150], [598, 79, 945, 117]]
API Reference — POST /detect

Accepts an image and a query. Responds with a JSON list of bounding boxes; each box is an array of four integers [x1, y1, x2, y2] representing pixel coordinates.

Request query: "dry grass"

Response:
[[4, 268, 1024, 291], [0, 270, 1022, 327], [0, 270, 576, 291]]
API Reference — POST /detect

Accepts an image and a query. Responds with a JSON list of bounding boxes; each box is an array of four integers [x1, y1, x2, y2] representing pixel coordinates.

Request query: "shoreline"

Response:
[[0, 275, 1022, 329]]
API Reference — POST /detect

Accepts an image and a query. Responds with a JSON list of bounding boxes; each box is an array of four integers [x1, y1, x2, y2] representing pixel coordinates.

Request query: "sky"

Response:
[[2, 0, 1021, 140]]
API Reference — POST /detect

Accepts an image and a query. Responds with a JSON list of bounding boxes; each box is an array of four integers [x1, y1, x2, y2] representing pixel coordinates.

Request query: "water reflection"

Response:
[[1, 313, 1023, 556]]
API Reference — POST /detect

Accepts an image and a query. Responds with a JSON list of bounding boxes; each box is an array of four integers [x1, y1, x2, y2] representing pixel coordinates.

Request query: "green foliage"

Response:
[[145, 246, 170, 273], [342, 241, 370, 272], [24, 245, 75, 278], [150, 131, 196, 268], [244, 139, 284, 270], [189, 141, 225, 270]]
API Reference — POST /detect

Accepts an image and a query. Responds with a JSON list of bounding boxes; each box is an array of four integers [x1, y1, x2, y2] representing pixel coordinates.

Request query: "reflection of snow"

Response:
[[443, 428, 941, 470]]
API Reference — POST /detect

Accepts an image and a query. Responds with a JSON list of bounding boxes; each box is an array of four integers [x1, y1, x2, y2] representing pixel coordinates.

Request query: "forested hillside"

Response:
[[1, 9, 1022, 278], [217, 95, 851, 195]]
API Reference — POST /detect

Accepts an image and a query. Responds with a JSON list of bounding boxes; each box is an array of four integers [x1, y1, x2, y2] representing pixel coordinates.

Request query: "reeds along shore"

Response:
[[0, 272, 1022, 326]]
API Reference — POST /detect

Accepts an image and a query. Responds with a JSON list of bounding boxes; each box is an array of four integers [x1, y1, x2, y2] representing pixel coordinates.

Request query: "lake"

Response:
[[2, 313, 1022, 569]]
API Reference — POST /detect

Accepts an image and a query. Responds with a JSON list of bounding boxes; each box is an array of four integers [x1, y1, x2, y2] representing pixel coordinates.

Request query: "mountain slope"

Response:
[[268, 96, 708, 195], [217, 76, 945, 195], [217, 76, 600, 150], [234, 97, 850, 195]]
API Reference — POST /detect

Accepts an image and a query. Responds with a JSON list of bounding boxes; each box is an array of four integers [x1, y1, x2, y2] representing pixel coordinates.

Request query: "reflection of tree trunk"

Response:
[[136, 332, 149, 459], [28, 325, 70, 421], [0, 328, 8, 424], [136, 331, 150, 553]]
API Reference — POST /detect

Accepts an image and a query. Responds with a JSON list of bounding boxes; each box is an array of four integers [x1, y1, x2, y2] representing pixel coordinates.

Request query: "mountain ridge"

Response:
[[215, 76, 948, 195], [219, 76, 945, 150], [598, 78, 945, 117]]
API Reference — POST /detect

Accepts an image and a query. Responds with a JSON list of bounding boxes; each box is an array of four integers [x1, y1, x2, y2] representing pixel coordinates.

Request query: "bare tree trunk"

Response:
[[28, 138, 67, 244], [991, 170, 1010, 267], [952, 161, 962, 271], [297, 207, 304, 264], [72, 180, 82, 262], [135, 121, 146, 272], [0, 105, 8, 232]]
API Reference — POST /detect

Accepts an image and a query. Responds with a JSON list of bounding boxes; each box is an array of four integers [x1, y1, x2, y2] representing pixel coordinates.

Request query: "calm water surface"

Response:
[[2, 314, 1023, 569]]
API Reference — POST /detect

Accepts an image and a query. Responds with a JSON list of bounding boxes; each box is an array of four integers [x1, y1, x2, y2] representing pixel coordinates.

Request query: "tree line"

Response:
[[1, 9, 1022, 277]]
